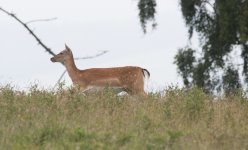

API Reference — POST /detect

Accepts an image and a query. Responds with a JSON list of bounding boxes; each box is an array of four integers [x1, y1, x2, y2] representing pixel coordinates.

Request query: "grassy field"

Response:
[[1, 84, 248, 150]]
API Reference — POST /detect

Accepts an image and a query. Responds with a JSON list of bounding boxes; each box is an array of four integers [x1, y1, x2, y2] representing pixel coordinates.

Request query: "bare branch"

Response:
[[0, 6, 109, 88], [26, 17, 57, 24], [0, 7, 56, 56], [74, 50, 108, 60], [54, 70, 67, 89]]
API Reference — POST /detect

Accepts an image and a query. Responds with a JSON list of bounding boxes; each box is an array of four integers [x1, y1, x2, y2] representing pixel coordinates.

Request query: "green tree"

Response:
[[138, 0, 248, 94], [138, 0, 157, 33]]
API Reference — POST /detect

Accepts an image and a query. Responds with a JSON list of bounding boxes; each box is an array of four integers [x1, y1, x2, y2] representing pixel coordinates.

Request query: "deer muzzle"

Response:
[[50, 57, 56, 62]]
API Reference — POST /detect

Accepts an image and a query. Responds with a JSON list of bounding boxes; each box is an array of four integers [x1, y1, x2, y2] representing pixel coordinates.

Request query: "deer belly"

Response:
[[90, 78, 122, 87]]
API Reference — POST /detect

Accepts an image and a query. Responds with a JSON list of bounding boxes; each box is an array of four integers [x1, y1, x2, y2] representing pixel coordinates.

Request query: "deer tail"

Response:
[[142, 68, 150, 79]]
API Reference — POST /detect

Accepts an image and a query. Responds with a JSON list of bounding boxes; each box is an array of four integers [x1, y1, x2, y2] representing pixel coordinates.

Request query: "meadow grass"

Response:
[[1, 84, 248, 150]]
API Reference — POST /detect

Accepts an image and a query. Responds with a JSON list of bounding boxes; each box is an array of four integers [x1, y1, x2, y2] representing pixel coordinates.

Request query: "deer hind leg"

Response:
[[133, 87, 147, 96], [128, 79, 147, 96]]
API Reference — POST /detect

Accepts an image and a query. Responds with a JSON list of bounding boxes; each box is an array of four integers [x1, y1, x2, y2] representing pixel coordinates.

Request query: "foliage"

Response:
[[137, 0, 248, 94], [174, 0, 248, 94], [138, 0, 157, 33], [174, 47, 196, 87], [1, 85, 248, 149], [223, 65, 241, 95]]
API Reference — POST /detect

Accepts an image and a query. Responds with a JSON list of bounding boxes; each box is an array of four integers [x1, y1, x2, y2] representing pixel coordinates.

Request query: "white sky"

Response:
[[0, 0, 190, 91]]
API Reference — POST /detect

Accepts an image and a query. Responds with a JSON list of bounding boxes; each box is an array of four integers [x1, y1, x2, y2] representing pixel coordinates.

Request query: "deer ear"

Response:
[[65, 44, 71, 51]]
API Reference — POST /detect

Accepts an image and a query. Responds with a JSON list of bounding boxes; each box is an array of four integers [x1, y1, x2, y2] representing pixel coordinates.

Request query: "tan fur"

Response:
[[51, 45, 150, 95]]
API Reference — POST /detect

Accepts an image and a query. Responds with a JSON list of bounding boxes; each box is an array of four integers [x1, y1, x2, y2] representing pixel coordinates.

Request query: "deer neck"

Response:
[[64, 54, 80, 83]]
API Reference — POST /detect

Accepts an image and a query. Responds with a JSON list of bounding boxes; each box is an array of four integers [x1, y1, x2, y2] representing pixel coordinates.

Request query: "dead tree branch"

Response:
[[0, 7, 56, 56], [74, 50, 108, 60], [26, 17, 57, 24], [0, 7, 109, 88]]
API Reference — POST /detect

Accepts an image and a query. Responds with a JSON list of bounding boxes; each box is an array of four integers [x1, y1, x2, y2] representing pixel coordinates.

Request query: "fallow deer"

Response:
[[50, 45, 150, 95]]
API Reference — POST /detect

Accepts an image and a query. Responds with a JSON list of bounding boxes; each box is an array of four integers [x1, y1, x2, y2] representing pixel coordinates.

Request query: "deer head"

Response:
[[50, 44, 72, 63]]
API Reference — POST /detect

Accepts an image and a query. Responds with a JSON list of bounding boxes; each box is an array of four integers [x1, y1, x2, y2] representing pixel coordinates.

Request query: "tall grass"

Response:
[[0, 84, 248, 150]]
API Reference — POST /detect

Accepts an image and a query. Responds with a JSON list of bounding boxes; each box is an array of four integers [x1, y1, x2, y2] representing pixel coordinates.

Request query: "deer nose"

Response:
[[50, 57, 55, 62]]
